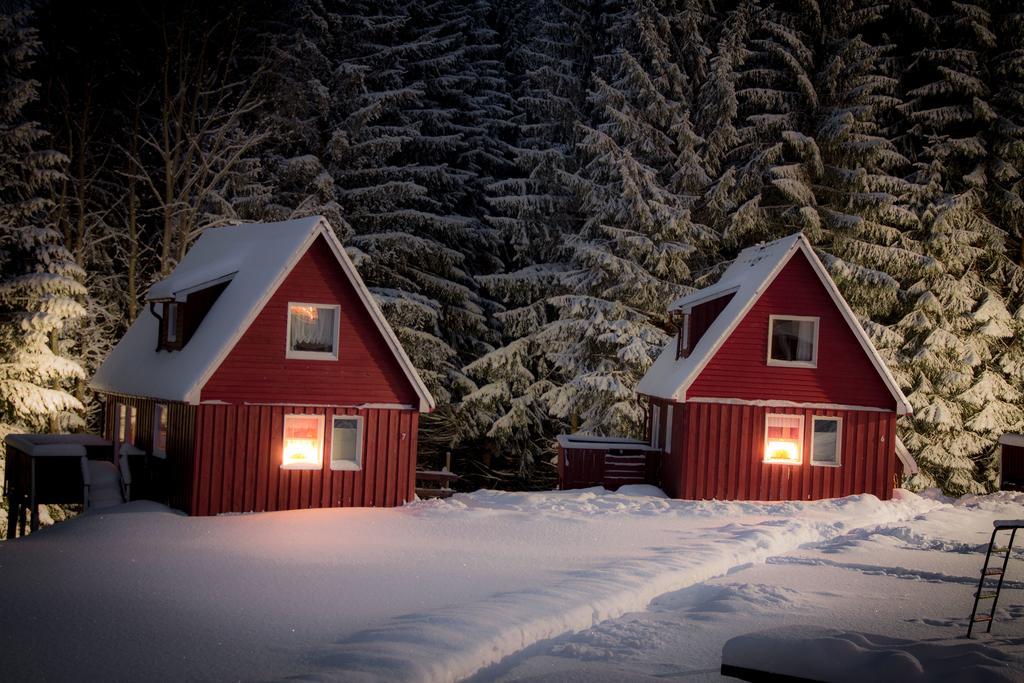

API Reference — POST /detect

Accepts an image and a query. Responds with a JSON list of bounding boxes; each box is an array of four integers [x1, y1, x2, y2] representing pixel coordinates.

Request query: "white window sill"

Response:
[[811, 461, 841, 468], [281, 463, 322, 471], [330, 461, 362, 472], [766, 359, 817, 369], [286, 350, 338, 361], [762, 460, 803, 466]]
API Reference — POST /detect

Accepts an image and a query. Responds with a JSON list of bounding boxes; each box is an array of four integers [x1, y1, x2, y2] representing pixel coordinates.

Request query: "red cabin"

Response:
[[561, 233, 917, 501], [90, 217, 435, 516]]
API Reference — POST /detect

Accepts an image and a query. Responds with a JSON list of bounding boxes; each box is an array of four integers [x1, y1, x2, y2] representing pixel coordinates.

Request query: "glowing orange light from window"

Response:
[[291, 305, 319, 321], [766, 439, 800, 463], [283, 416, 321, 467]]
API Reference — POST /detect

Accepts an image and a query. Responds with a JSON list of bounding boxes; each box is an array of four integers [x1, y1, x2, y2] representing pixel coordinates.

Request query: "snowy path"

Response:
[[0, 487, 947, 682], [299, 492, 938, 681], [485, 491, 1024, 682]]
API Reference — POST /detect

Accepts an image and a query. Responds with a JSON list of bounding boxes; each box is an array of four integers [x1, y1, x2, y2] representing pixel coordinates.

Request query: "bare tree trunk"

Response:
[[127, 108, 141, 320]]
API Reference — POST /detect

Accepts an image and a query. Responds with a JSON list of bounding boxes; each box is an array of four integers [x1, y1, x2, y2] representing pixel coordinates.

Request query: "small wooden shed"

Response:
[[90, 216, 435, 516], [556, 435, 660, 490], [999, 434, 1024, 491], [560, 233, 918, 500]]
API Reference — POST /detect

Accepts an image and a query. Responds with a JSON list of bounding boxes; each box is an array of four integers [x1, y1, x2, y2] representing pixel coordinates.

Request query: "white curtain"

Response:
[[773, 319, 815, 362], [290, 306, 335, 351], [794, 320, 815, 361]]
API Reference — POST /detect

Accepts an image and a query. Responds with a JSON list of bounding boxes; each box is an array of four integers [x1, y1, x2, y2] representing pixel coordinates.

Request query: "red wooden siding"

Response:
[[101, 393, 196, 511], [190, 404, 418, 515], [201, 235, 420, 406], [688, 250, 895, 409], [559, 448, 608, 489], [688, 293, 734, 351], [558, 447, 659, 491], [666, 401, 897, 501]]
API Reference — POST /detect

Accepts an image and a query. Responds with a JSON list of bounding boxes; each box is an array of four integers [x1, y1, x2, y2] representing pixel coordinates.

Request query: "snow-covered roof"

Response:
[[998, 433, 1024, 448], [91, 217, 435, 411], [637, 233, 912, 415], [556, 434, 659, 452]]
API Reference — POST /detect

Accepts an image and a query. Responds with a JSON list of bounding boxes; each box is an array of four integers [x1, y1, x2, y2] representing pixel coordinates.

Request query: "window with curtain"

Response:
[[287, 303, 339, 358], [282, 414, 324, 469], [769, 316, 818, 365], [117, 403, 137, 444], [764, 413, 803, 464]]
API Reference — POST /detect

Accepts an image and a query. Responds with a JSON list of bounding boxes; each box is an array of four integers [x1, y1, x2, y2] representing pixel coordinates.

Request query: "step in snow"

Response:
[[86, 461, 123, 509]]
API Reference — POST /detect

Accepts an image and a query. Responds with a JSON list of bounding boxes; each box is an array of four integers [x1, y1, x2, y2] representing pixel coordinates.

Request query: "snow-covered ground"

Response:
[[0, 487, 1022, 682]]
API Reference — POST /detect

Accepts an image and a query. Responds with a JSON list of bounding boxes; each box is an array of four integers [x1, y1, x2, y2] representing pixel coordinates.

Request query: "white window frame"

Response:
[[663, 405, 674, 453], [281, 413, 325, 470], [152, 404, 168, 459], [766, 315, 819, 368], [285, 302, 341, 361], [810, 416, 842, 467], [116, 403, 137, 445], [650, 405, 661, 448], [763, 413, 804, 465], [165, 302, 178, 343], [330, 415, 364, 471]]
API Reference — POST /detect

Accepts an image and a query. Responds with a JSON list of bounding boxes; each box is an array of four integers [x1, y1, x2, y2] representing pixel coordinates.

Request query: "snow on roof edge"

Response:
[[999, 433, 1024, 448], [637, 234, 912, 416], [91, 217, 436, 413]]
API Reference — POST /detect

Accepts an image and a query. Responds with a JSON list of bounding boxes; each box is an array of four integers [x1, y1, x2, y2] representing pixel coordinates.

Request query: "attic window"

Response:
[[286, 303, 339, 360], [158, 302, 183, 351], [768, 315, 818, 367], [764, 413, 802, 465]]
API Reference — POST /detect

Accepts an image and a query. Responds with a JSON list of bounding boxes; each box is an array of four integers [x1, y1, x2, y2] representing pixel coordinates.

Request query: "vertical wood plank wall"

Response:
[[101, 393, 196, 511], [191, 404, 418, 516], [670, 401, 897, 501]]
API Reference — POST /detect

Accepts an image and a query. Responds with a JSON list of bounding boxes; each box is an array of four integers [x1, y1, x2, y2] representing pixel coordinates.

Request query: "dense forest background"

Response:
[[1, 0, 1021, 497]]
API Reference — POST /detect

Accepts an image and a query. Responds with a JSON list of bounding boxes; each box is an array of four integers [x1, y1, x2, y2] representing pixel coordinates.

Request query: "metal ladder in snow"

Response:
[[967, 520, 1021, 638]]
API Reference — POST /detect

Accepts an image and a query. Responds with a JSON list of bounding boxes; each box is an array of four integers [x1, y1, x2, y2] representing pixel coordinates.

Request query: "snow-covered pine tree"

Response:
[[0, 9, 87, 533], [465, 0, 713, 477], [718, 0, 824, 245], [293, 1, 477, 406], [0, 8, 87, 432], [260, 0, 347, 228], [753, 0, 930, 340], [457, 0, 605, 479], [895, 0, 1024, 494], [553, 0, 715, 434]]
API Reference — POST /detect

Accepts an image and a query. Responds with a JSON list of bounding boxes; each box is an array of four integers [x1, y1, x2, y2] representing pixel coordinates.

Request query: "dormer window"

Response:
[[165, 303, 178, 343], [157, 301, 183, 351], [152, 280, 229, 352], [286, 303, 339, 360], [767, 315, 818, 367]]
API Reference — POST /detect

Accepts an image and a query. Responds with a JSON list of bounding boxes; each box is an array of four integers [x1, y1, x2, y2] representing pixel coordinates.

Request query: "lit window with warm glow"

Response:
[[153, 404, 168, 459], [764, 413, 803, 465], [117, 403, 137, 445], [286, 302, 339, 360], [282, 414, 324, 469]]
